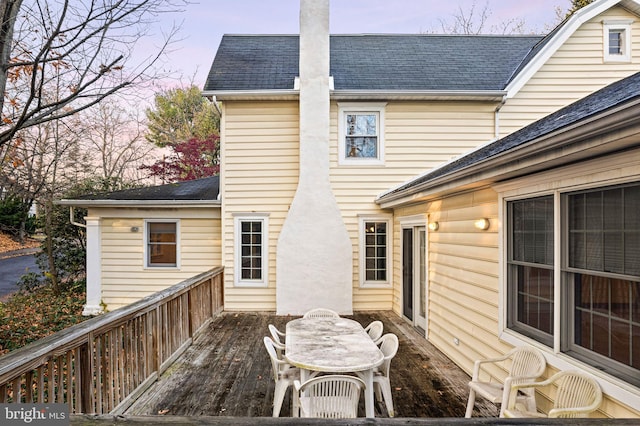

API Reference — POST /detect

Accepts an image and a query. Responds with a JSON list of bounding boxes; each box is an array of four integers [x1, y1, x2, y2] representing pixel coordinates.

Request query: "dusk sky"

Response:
[[145, 0, 573, 89]]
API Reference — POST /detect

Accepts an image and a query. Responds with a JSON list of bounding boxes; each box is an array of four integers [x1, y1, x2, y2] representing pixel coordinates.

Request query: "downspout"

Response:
[[69, 206, 86, 228], [494, 96, 507, 139]]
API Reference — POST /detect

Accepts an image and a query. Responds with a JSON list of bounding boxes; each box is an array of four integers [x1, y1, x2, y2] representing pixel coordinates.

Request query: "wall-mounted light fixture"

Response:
[[474, 218, 490, 231], [428, 221, 439, 231], [130, 226, 139, 233]]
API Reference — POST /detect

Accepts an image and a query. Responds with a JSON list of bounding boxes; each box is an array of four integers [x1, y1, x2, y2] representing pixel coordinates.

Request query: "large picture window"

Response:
[[234, 215, 268, 286], [506, 183, 640, 387]]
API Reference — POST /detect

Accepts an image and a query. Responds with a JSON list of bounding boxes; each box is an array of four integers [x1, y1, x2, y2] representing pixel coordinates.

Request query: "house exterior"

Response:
[[376, 71, 640, 417], [59, 0, 640, 417], [59, 177, 221, 313]]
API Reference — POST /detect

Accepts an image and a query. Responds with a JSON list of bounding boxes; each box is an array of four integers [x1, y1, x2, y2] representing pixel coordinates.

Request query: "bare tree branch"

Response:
[[0, 0, 187, 148]]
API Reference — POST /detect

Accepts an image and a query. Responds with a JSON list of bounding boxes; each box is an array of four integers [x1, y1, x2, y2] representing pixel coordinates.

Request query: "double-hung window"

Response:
[[359, 216, 391, 287], [338, 103, 385, 166], [507, 196, 554, 346], [146, 220, 178, 268], [506, 183, 640, 387], [234, 214, 268, 286], [564, 184, 640, 384]]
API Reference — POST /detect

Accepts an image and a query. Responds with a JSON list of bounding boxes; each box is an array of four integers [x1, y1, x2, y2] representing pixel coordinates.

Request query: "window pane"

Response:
[[346, 137, 378, 158], [507, 196, 554, 345], [240, 220, 263, 281], [149, 222, 176, 243], [571, 273, 640, 375], [345, 112, 379, 159], [147, 222, 177, 266], [149, 244, 176, 266], [514, 265, 554, 336], [363, 220, 387, 282], [609, 29, 623, 54], [510, 196, 553, 265], [569, 184, 640, 276]]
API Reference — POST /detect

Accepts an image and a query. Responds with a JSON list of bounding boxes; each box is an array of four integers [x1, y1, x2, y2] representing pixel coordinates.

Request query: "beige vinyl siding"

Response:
[[332, 101, 497, 311], [500, 6, 640, 136], [221, 101, 299, 311], [221, 100, 498, 311], [393, 189, 504, 373], [92, 208, 221, 311]]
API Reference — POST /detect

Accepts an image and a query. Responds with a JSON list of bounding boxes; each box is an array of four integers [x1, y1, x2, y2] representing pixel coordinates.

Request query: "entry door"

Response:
[[402, 226, 427, 330]]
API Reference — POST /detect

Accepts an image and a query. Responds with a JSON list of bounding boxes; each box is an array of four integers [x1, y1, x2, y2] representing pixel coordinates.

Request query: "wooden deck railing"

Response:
[[0, 267, 224, 415]]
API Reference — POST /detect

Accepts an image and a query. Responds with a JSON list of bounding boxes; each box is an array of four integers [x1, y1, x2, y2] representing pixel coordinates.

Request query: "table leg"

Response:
[[363, 369, 375, 418]]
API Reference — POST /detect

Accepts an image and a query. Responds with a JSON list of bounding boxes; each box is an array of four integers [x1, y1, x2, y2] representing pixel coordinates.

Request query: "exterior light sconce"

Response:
[[130, 226, 139, 233], [428, 222, 439, 231], [475, 218, 490, 231]]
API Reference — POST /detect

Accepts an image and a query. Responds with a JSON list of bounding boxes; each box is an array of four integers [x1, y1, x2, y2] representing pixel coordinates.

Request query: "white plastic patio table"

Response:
[[285, 317, 384, 418]]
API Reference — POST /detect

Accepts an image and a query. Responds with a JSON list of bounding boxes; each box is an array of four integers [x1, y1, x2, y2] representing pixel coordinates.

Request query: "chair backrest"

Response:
[[303, 308, 340, 319], [508, 346, 547, 385], [364, 320, 384, 342], [376, 333, 399, 377], [298, 375, 364, 418], [268, 324, 285, 345], [263, 336, 284, 382], [550, 371, 603, 418]]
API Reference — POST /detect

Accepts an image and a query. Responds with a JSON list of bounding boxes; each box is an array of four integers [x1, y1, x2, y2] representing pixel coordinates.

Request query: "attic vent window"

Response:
[[603, 20, 632, 63]]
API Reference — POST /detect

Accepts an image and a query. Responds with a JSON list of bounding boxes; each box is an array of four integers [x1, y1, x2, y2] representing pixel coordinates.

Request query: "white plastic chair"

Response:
[[294, 375, 365, 418], [503, 370, 602, 418], [465, 346, 546, 418], [263, 336, 300, 417], [302, 308, 340, 319], [372, 333, 399, 417], [364, 320, 384, 343], [268, 324, 286, 345]]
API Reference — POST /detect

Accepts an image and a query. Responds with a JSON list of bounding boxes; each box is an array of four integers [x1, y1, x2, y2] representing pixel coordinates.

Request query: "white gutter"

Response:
[[203, 89, 507, 102], [56, 199, 221, 208]]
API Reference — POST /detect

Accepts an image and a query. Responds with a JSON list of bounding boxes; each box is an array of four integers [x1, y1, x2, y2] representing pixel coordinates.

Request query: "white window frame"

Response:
[[603, 20, 632, 63], [144, 219, 180, 269], [338, 103, 386, 166], [234, 213, 269, 287], [496, 155, 640, 409], [358, 214, 392, 288]]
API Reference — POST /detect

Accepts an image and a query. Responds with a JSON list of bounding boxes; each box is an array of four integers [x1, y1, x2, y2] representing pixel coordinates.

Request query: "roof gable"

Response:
[[505, 0, 640, 97]]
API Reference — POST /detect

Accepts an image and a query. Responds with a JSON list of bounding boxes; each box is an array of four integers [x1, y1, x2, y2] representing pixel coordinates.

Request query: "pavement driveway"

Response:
[[0, 250, 40, 298]]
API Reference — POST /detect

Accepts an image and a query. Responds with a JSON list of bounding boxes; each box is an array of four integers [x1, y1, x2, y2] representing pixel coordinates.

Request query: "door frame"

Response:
[[400, 215, 428, 336]]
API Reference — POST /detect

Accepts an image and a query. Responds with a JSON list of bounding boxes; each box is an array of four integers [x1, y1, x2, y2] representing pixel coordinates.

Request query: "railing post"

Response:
[[79, 338, 94, 414]]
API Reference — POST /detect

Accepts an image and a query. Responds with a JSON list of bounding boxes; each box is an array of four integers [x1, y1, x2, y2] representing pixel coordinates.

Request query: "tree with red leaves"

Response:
[[141, 135, 220, 183]]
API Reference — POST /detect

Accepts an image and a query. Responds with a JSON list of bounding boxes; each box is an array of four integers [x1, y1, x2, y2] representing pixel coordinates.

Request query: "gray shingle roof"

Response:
[[76, 176, 220, 201], [384, 71, 640, 196], [204, 34, 544, 92]]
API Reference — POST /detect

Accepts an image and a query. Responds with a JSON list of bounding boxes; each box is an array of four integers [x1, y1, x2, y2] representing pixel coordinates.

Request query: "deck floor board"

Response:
[[125, 311, 497, 418]]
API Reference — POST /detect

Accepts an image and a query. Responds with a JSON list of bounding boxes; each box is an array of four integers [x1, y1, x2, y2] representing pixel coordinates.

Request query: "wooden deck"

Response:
[[124, 311, 497, 418]]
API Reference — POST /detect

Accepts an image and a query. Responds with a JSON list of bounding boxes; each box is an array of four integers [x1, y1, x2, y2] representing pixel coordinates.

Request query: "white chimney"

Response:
[[276, 0, 353, 315]]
